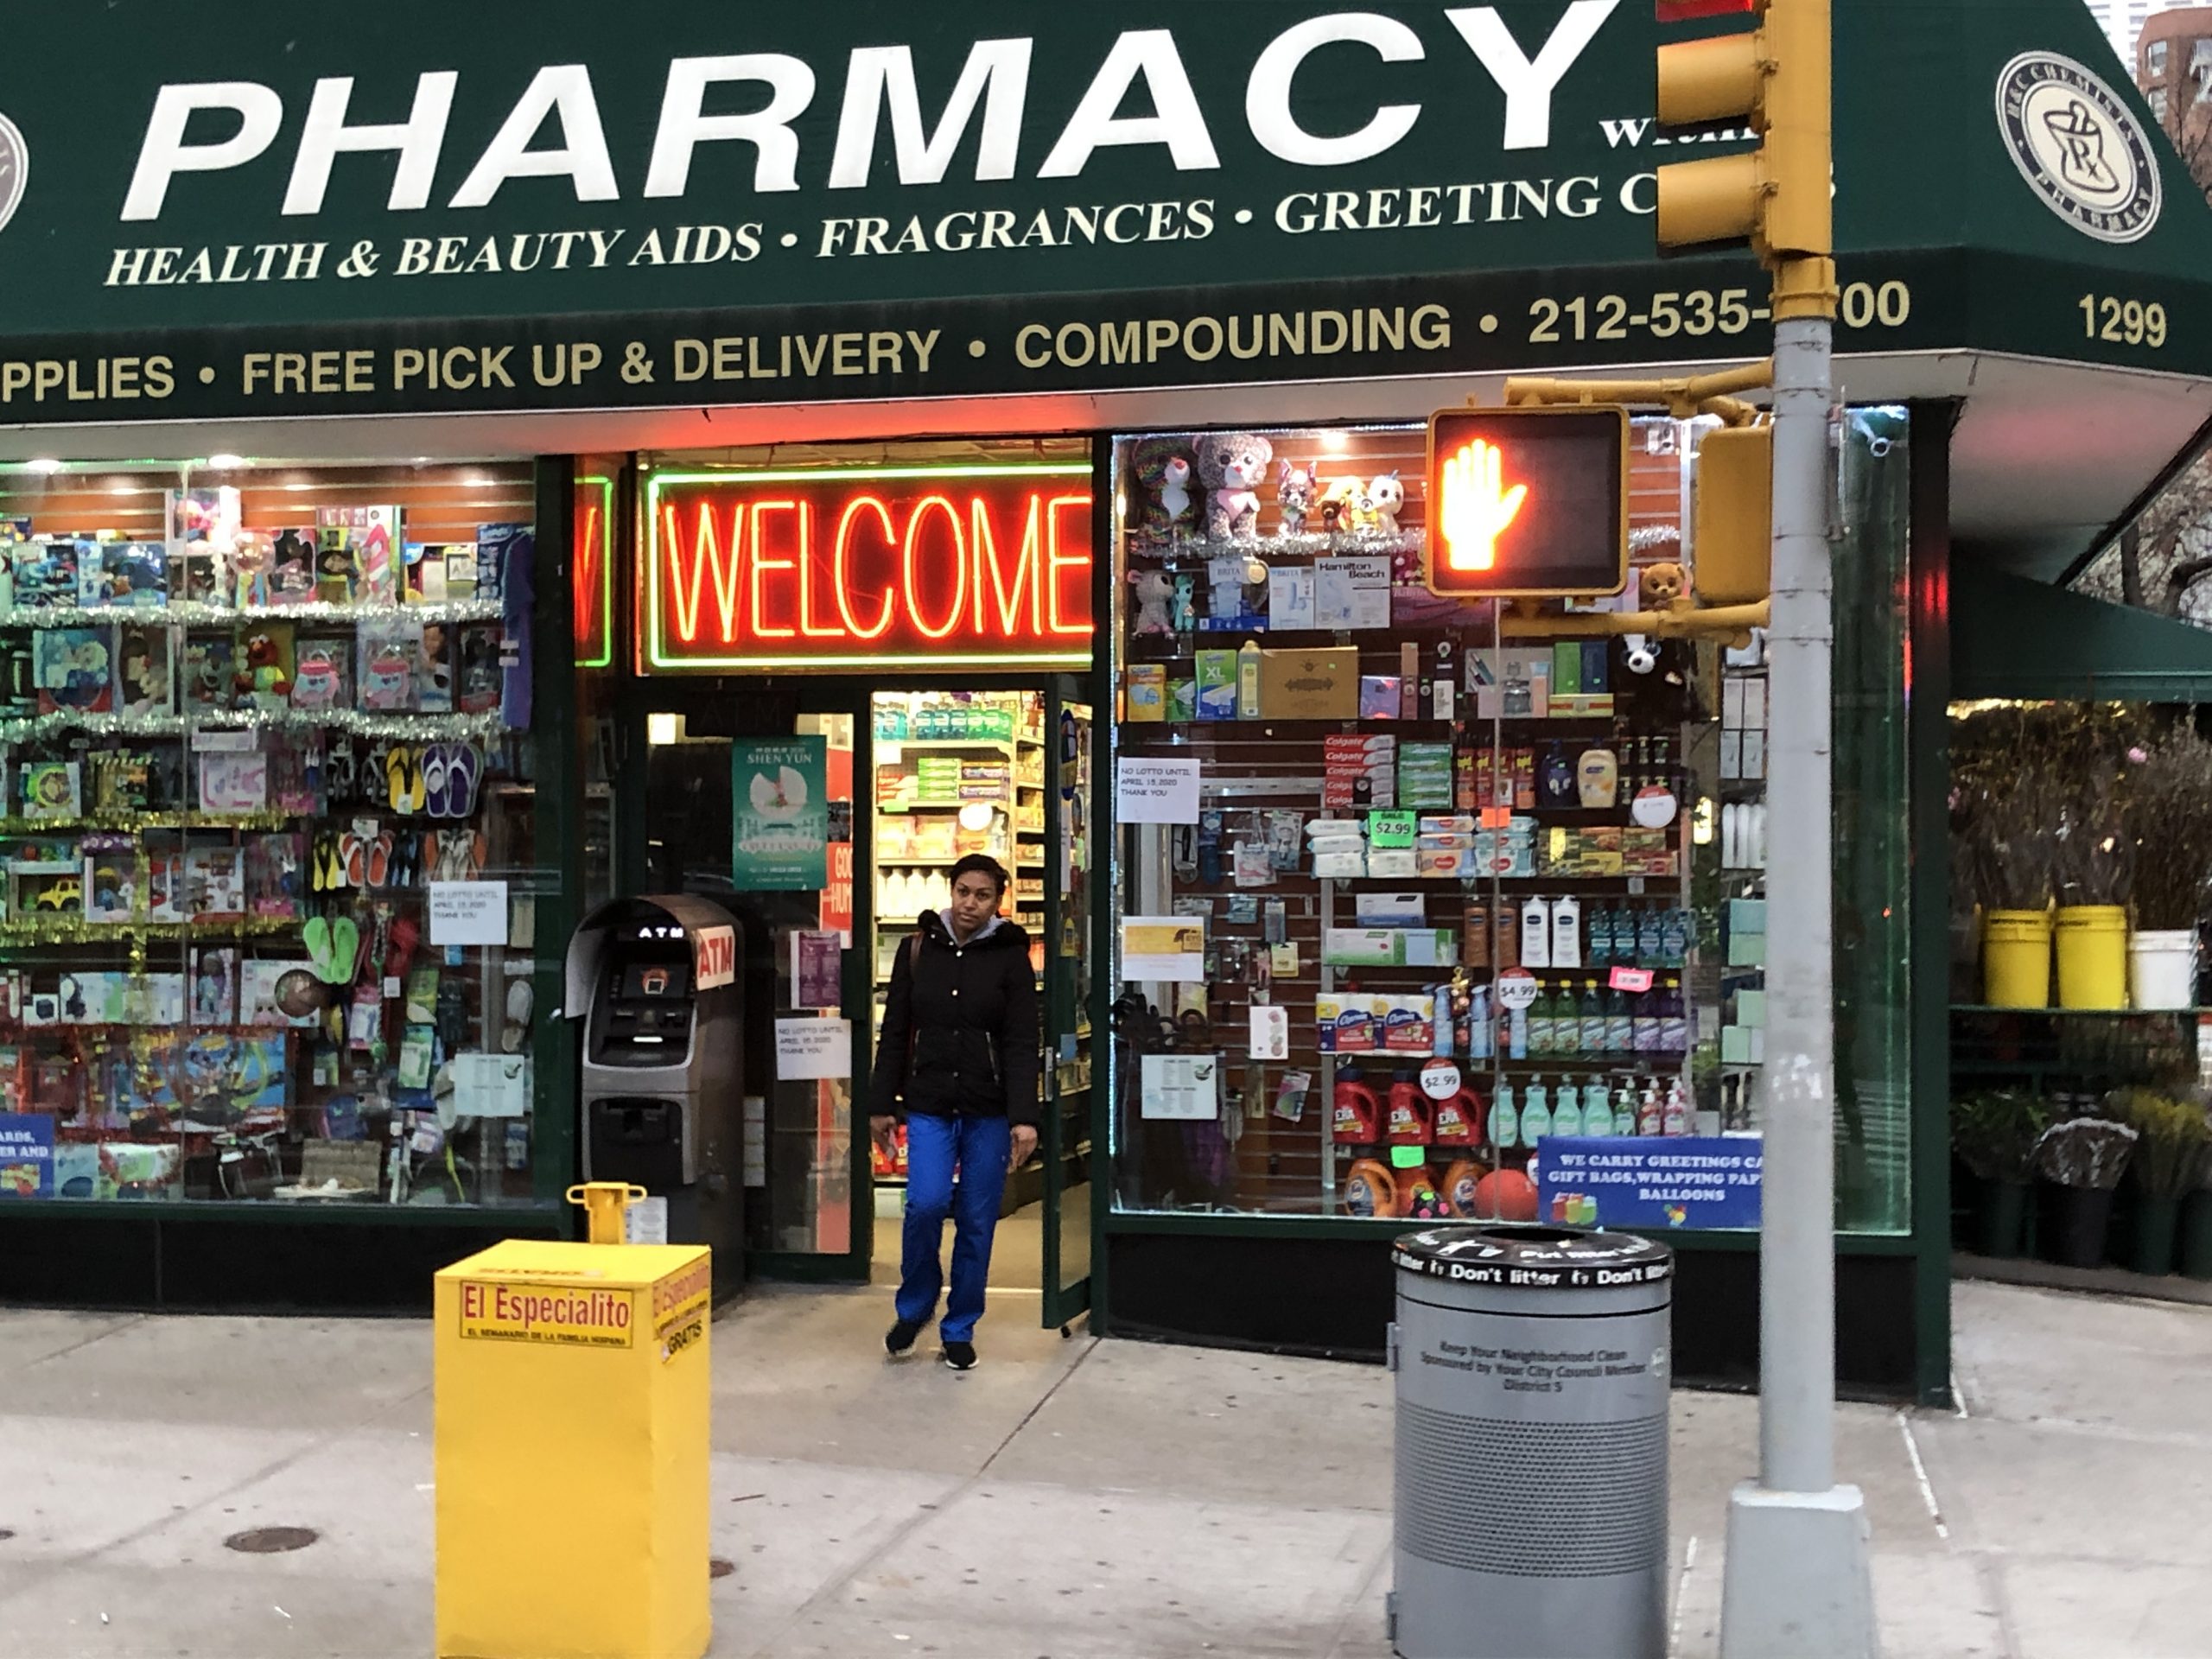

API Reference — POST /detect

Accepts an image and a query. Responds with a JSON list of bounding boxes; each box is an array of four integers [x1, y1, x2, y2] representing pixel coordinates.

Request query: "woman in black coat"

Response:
[[869, 854, 1039, 1370]]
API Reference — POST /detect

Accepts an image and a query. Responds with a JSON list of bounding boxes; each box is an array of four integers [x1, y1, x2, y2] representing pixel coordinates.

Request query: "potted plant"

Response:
[[2183, 1143, 2212, 1282], [1950, 1088, 2050, 1257], [1959, 772, 2056, 1007], [2031, 1115, 2138, 1268], [2050, 771, 2133, 1009], [2113, 1086, 2212, 1276], [2124, 734, 2212, 1009]]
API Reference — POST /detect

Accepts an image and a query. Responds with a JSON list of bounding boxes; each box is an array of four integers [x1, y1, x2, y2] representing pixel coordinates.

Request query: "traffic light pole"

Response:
[[1718, 287, 1878, 1659]]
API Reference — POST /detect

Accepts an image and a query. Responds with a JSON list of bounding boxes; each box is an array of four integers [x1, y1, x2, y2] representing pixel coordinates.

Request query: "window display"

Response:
[[1108, 421, 1812, 1226], [0, 463, 546, 1205]]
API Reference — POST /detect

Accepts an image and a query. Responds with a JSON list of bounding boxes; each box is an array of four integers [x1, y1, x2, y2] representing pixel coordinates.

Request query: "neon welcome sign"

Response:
[[573, 474, 614, 669], [642, 462, 1093, 671]]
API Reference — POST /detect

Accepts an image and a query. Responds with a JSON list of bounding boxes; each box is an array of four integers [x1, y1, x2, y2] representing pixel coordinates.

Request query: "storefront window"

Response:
[[0, 461, 551, 1205], [1105, 416, 1913, 1232]]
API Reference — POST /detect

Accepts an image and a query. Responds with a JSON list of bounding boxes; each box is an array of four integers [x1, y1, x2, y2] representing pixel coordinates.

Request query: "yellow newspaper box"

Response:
[[435, 1238, 712, 1659]]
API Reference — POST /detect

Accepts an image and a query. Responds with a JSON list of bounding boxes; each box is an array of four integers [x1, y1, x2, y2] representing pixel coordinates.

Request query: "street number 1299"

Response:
[[2081, 294, 2168, 349]]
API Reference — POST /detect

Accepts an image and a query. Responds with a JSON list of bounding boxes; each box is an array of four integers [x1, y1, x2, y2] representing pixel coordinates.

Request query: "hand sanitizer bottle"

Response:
[[1611, 1078, 1637, 1138], [1491, 1084, 1519, 1150]]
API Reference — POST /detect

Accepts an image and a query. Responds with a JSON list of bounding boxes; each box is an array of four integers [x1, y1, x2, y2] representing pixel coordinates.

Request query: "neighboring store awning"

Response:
[[1951, 558, 2212, 702]]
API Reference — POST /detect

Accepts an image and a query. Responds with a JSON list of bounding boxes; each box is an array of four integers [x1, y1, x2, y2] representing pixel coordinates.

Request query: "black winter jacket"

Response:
[[869, 911, 1041, 1128]]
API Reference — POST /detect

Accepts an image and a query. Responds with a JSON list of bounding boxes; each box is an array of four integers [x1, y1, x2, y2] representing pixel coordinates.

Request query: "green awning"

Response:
[[1952, 558, 2212, 702]]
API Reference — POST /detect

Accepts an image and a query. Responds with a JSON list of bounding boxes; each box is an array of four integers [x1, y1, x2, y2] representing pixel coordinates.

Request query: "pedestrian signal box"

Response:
[[1424, 406, 1630, 600]]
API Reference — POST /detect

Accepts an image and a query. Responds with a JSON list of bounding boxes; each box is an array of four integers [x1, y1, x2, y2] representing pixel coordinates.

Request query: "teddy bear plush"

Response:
[[1195, 432, 1274, 539], [1639, 561, 1687, 611], [1130, 435, 1200, 544], [1128, 569, 1176, 635]]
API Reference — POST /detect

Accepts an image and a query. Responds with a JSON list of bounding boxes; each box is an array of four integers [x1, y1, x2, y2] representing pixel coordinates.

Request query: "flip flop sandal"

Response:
[[303, 915, 339, 983], [501, 976, 535, 1052], [446, 743, 480, 818], [367, 832, 392, 889], [340, 833, 365, 890], [386, 914, 420, 982], [422, 742, 451, 818], [326, 742, 355, 804], [465, 831, 488, 879], [406, 747, 427, 815], [330, 916, 362, 987], [385, 745, 411, 813], [322, 832, 345, 893]]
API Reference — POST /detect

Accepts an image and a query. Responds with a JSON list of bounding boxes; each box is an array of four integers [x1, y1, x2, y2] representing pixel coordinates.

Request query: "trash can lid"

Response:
[[1391, 1224, 1672, 1289]]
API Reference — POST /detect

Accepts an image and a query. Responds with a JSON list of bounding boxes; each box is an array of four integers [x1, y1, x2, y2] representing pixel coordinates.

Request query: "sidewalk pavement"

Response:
[[0, 1276, 2206, 1658]]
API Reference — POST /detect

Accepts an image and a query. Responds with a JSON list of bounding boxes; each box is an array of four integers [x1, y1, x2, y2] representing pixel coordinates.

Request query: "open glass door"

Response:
[[1041, 677, 1096, 1329]]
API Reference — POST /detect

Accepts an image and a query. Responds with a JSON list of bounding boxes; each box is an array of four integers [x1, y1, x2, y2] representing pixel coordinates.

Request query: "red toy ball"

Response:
[[1471, 1168, 1539, 1223]]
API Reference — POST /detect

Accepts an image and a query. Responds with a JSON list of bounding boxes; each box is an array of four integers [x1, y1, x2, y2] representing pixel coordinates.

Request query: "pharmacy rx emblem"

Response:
[[1996, 52, 2161, 245], [0, 114, 24, 237]]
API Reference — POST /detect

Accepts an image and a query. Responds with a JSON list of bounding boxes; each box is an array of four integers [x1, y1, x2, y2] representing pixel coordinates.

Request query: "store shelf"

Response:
[[1950, 1004, 2210, 1016]]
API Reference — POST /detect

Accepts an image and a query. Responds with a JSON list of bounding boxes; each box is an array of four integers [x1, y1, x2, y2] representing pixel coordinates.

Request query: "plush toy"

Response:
[[1129, 569, 1176, 635], [1316, 475, 1363, 533], [1621, 633, 1660, 675], [1196, 432, 1274, 539], [1130, 435, 1201, 543], [1276, 460, 1318, 537], [1365, 473, 1405, 535], [1170, 574, 1197, 632], [1639, 561, 1687, 611], [235, 632, 291, 706]]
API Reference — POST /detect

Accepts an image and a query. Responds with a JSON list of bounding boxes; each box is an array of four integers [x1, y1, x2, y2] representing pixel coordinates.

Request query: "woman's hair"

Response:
[[947, 853, 1009, 897]]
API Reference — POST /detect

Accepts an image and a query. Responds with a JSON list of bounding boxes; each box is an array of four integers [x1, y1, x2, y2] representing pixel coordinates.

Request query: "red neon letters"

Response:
[[647, 472, 1094, 669]]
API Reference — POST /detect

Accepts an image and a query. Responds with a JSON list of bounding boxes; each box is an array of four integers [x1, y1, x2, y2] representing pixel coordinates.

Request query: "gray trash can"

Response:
[[1388, 1224, 1674, 1659]]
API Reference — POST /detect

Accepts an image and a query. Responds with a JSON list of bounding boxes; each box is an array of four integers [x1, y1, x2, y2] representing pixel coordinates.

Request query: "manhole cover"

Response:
[[224, 1527, 319, 1554], [709, 1558, 735, 1580]]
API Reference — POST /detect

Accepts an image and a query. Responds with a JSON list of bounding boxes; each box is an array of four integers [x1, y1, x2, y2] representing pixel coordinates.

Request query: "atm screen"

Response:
[[620, 963, 691, 1000]]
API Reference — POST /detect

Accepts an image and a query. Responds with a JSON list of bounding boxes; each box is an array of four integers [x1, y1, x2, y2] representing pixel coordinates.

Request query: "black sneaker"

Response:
[[885, 1318, 925, 1358], [942, 1340, 977, 1371]]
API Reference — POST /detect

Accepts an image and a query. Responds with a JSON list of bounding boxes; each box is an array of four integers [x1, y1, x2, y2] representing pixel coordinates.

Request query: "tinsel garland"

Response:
[[0, 914, 302, 948], [0, 810, 290, 835], [0, 597, 504, 629], [0, 707, 510, 744]]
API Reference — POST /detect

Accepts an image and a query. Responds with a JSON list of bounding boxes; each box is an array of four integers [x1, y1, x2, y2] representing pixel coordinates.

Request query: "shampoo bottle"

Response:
[[1582, 1077, 1613, 1137], [1521, 1077, 1552, 1144], [1491, 1084, 1519, 1150]]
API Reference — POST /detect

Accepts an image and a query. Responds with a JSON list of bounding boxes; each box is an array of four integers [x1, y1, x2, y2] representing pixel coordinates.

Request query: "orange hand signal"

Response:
[[1439, 439, 1529, 572]]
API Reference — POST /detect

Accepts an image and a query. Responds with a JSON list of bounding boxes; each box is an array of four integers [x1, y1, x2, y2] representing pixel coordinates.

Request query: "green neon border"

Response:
[[641, 461, 1095, 674], [572, 474, 615, 670]]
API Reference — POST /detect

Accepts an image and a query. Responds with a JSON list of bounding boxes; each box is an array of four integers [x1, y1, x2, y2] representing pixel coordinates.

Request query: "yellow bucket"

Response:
[[1982, 910, 2052, 1008], [2055, 906, 2129, 1009]]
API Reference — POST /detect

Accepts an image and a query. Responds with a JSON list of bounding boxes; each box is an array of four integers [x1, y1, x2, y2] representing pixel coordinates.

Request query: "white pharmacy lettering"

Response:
[[117, 7, 1627, 221]]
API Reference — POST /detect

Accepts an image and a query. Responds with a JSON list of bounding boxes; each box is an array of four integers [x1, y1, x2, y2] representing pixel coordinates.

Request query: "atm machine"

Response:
[[566, 895, 746, 1298]]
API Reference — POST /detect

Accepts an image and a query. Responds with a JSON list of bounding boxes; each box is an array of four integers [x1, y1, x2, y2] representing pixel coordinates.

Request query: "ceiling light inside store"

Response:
[[646, 713, 683, 746], [1319, 432, 1352, 454], [957, 804, 996, 832], [207, 454, 246, 470], [26, 458, 62, 474]]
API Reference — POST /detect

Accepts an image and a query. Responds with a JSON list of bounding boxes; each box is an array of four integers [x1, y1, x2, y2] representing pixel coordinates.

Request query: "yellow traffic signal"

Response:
[[1691, 423, 1772, 605], [1425, 406, 1630, 600], [1656, 0, 1831, 266]]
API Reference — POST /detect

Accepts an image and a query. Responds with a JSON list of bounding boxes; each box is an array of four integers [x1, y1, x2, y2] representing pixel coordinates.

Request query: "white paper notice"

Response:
[[1250, 1004, 1290, 1061], [774, 1017, 852, 1081], [428, 880, 510, 945], [1122, 916, 1205, 982], [1116, 756, 1201, 824], [1314, 556, 1392, 631], [1141, 1052, 1222, 1121]]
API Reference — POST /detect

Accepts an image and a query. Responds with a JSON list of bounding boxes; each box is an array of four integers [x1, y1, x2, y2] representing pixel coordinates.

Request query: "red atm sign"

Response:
[[643, 464, 1094, 672]]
